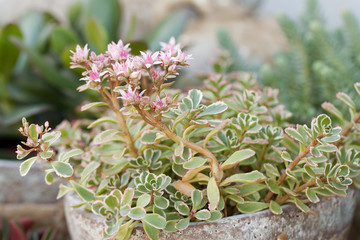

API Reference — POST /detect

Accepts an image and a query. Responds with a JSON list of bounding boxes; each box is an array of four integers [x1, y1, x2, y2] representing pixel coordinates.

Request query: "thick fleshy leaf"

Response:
[[88, 116, 117, 128], [81, 102, 108, 111], [197, 102, 228, 118], [154, 196, 169, 209], [143, 222, 160, 240], [337, 92, 355, 110], [141, 131, 157, 145], [142, 214, 166, 229], [189, 89, 203, 108], [263, 163, 280, 177], [61, 149, 83, 161], [207, 177, 220, 211], [208, 211, 222, 221], [293, 198, 311, 213], [266, 179, 280, 194], [104, 195, 119, 210], [57, 184, 73, 199], [285, 128, 304, 143], [237, 201, 269, 213], [128, 207, 146, 220], [137, 194, 151, 207], [102, 158, 128, 178], [220, 171, 266, 186], [183, 157, 207, 169], [269, 200, 282, 215], [305, 187, 320, 203], [175, 218, 190, 231], [123, 188, 135, 205], [80, 162, 100, 184], [191, 189, 203, 210], [220, 149, 255, 170], [317, 144, 337, 153], [173, 180, 196, 197], [70, 180, 95, 202], [194, 209, 211, 220], [19, 157, 38, 176], [51, 161, 73, 178], [176, 202, 190, 216]]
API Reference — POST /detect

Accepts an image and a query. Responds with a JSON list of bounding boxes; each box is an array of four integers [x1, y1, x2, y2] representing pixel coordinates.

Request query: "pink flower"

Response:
[[140, 51, 161, 68], [80, 65, 104, 85], [70, 44, 90, 66], [176, 49, 192, 66], [160, 37, 181, 56], [150, 95, 172, 114], [150, 67, 166, 83], [107, 40, 131, 61], [118, 86, 147, 106], [112, 59, 142, 81]]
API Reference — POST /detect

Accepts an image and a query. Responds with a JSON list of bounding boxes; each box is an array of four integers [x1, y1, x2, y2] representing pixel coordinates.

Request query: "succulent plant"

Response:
[[16, 38, 360, 240]]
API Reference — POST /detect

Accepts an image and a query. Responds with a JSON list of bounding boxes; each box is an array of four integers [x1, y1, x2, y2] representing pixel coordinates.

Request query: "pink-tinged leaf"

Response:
[[81, 102, 108, 111], [305, 187, 320, 203], [182, 166, 209, 182], [207, 177, 220, 211], [264, 163, 280, 177], [220, 171, 266, 186], [220, 149, 255, 170], [236, 201, 269, 213], [336, 92, 355, 110], [321, 102, 344, 121], [285, 127, 304, 143], [173, 180, 196, 197], [354, 82, 360, 95], [269, 200, 282, 215], [203, 119, 230, 146]]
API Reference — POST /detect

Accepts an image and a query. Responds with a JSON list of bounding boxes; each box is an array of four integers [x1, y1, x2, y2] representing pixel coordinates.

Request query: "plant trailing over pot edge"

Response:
[[16, 37, 360, 240]]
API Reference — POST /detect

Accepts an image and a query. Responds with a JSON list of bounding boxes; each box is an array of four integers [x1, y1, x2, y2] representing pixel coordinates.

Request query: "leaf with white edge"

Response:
[[80, 162, 100, 184], [220, 149, 255, 170], [207, 177, 220, 211], [337, 92, 355, 110], [177, 202, 190, 215], [143, 222, 160, 240], [203, 119, 230, 146], [120, 204, 131, 217], [305, 187, 320, 203], [189, 89, 203, 108], [128, 207, 146, 220], [322, 102, 344, 122], [123, 188, 135, 205], [285, 128, 304, 143], [208, 211, 222, 221], [45, 170, 54, 185], [237, 201, 269, 213], [141, 131, 157, 145], [19, 157, 38, 176], [88, 116, 117, 128], [263, 163, 280, 177], [104, 195, 119, 210], [81, 102, 108, 111], [269, 200, 282, 215], [266, 179, 280, 194], [191, 189, 203, 210], [137, 193, 151, 207], [40, 151, 53, 160], [281, 151, 293, 162], [47, 131, 61, 146], [194, 209, 211, 220], [29, 124, 38, 139], [103, 158, 128, 178], [220, 171, 266, 186], [70, 180, 95, 202], [142, 213, 167, 229], [51, 161, 73, 178], [183, 157, 207, 169], [304, 165, 316, 178], [60, 148, 83, 161], [293, 198, 311, 213], [57, 184, 73, 199], [317, 144, 337, 153], [197, 101, 228, 118], [173, 180, 196, 197], [154, 196, 169, 209], [355, 82, 360, 95], [175, 218, 190, 231], [227, 195, 244, 204]]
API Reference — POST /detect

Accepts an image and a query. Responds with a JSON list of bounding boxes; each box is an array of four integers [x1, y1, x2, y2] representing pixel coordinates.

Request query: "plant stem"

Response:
[[264, 135, 323, 202], [257, 144, 269, 170], [100, 89, 138, 157]]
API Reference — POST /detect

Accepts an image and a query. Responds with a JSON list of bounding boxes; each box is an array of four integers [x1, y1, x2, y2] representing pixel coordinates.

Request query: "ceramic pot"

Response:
[[64, 187, 359, 240]]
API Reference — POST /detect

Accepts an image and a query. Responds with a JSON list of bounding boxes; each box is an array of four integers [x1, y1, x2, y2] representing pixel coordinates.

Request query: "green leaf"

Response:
[[45, 170, 54, 185], [51, 161, 73, 178], [220, 149, 255, 170], [143, 222, 160, 240], [285, 128, 304, 143], [84, 18, 109, 53], [194, 209, 211, 220], [122, 188, 134, 205], [176, 202, 190, 215], [70, 180, 95, 202], [293, 198, 311, 213], [141, 131, 157, 145], [305, 187, 320, 203], [85, 0, 121, 42], [266, 179, 280, 194], [220, 171, 266, 186], [322, 102, 344, 123], [104, 195, 119, 210], [189, 89, 203, 108], [154, 196, 169, 210], [137, 193, 151, 207], [80, 162, 100, 184], [207, 177, 220, 211], [40, 151, 53, 160], [0, 23, 22, 80], [29, 124, 38, 139], [81, 102, 108, 111], [197, 102, 228, 118], [263, 163, 280, 177], [208, 211, 222, 221], [317, 144, 337, 153], [57, 184, 73, 199], [191, 189, 203, 210], [145, 9, 190, 50], [19, 157, 38, 176], [50, 26, 79, 55], [11, 37, 78, 90], [237, 201, 269, 213], [336, 92, 355, 110], [88, 116, 117, 128], [61, 148, 83, 161], [175, 218, 190, 231], [236, 183, 267, 197], [129, 207, 146, 220], [142, 213, 167, 229], [203, 119, 230, 146], [269, 200, 282, 215], [183, 157, 207, 169]]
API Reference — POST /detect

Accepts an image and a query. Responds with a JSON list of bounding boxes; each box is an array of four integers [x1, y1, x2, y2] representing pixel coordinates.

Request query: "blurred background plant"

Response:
[[0, 0, 191, 159], [216, 0, 360, 124]]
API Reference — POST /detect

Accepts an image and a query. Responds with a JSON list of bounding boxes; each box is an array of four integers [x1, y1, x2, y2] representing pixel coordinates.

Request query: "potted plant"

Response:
[[16, 38, 360, 240]]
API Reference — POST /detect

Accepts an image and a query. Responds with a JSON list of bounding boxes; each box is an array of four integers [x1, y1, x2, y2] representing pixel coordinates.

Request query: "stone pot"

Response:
[[64, 187, 359, 240], [0, 159, 68, 239]]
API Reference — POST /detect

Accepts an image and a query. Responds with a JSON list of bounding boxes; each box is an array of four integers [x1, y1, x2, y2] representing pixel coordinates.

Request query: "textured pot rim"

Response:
[[65, 186, 359, 228]]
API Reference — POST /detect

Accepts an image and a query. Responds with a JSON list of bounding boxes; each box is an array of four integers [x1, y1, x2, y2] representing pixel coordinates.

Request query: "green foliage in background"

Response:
[[261, 0, 360, 123], [0, 0, 191, 158]]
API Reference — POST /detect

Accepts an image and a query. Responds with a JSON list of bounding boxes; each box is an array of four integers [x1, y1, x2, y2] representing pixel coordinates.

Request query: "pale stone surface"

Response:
[[65, 188, 359, 240]]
